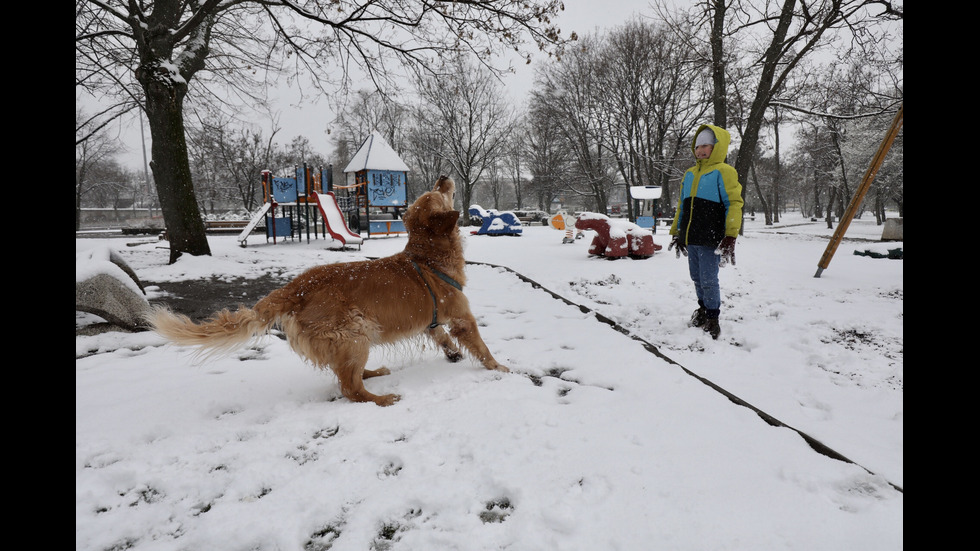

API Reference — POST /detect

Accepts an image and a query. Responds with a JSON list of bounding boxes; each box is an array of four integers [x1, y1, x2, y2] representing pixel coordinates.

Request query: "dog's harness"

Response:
[[410, 260, 462, 328]]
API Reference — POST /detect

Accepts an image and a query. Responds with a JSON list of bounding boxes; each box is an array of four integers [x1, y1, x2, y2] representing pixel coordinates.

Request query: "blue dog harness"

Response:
[[410, 260, 462, 328]]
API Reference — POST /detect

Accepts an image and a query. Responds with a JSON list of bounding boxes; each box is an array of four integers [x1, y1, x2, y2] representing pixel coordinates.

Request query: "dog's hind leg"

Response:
[[329, 341, 400, 407], [447, 314, 509, 373], [428, 326, 463, 362]]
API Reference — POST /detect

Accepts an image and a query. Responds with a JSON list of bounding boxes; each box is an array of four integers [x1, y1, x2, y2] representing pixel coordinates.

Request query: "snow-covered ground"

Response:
[[76, 214, 903, 550]]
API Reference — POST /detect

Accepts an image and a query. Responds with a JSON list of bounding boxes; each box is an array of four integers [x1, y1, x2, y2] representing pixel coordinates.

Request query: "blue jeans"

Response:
[[687, 245, 721, 313]]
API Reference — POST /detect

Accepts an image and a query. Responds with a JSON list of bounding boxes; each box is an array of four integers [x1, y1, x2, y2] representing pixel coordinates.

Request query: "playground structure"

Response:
[[467, 205, 523, 236], [238, 165, 364, 249], [342, 131, 411, 238], [238, 132, 413, 248], [574, 212, 661, 259]]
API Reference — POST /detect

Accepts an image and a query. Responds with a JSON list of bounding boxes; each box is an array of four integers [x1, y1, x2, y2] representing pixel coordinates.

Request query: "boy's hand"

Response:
[[718, 236, 736, 266], [668, 236, 687, 258]]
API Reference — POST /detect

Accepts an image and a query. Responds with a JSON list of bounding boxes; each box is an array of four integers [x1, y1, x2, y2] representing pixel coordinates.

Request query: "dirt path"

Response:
[[77, 274, 289, 336], [145, 274, 289, 321]]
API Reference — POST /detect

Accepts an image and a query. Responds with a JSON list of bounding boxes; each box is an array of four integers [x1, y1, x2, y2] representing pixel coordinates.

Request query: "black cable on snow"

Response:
[[468, 260, 903, 494]]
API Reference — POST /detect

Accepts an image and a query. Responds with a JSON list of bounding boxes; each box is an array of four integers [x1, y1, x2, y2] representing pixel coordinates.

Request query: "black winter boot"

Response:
[[703, 315, 721, 340], [689, 306, 707, 328]]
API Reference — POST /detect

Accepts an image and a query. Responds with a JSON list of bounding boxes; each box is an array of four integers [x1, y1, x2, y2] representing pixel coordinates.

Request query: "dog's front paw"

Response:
[[487, 363, 510, 373], [444, 349, 463, 363]]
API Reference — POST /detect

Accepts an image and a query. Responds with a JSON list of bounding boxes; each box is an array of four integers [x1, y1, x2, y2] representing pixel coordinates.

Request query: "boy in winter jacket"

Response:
[[668, 124, 743, 339]]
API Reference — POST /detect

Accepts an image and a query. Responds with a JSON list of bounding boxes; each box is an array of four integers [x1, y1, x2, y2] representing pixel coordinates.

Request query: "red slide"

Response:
[[311, 191, 363, 246]]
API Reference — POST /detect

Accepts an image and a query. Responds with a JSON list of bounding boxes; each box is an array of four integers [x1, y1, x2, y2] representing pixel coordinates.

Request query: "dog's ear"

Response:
[[431, 210, 460, 235]]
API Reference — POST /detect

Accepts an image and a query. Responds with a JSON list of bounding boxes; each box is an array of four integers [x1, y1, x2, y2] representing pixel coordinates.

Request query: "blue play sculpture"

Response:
[[468, 205, 523, 236]]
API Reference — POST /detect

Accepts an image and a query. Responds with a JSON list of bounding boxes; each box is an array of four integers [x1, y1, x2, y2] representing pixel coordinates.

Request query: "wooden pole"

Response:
[[814, 103, 903, 278]]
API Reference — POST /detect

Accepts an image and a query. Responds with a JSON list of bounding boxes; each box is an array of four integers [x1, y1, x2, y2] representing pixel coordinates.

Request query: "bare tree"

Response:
[[657, 0, 903, 230], [402, 103, 450, 201], [277, 136, 330, 177], [416, 56, 515, 219], [483, 160, 506, 211], [532, 33, 618, 213], [76, 107, 123, 230], [602, 18, 711, 219], [500, 118, 532, 210], [186, 126, 223, 216], [333, 90, 409, 159], [525, 97, 574, 212], [788, 55, 902, 226], [77, 0, 574, 262], [331, 89, 417, 194], [187, 110, 283, 213]]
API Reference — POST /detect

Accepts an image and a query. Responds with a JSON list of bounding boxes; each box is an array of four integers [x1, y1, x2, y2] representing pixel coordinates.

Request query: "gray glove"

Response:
[[668, 236, 687, 258], [716, 236, 736, 266]]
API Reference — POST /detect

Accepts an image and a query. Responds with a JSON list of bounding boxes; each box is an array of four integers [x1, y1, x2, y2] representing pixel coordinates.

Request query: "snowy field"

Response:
[[76, 214, 903, 550]]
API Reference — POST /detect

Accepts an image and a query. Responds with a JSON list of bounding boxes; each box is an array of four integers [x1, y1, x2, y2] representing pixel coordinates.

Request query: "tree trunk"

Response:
[[733, 0, 798, 205], [143, 77, 211, 263], [710, 0, 728, 128], [825, 186, 837, 229], [460, 178, 476, 225], [76, 190, 82, 231], [813, 174, 822, 219], [749, 162, 773, 225], [772, 107, 782, 223]]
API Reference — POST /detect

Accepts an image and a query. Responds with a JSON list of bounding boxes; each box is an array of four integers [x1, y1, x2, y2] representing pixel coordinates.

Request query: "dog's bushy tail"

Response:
[[146, 304, 279, 357]]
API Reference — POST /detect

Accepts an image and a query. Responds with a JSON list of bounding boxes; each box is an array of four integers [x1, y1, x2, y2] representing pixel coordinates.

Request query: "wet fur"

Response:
[[148, 176, 509, 406]]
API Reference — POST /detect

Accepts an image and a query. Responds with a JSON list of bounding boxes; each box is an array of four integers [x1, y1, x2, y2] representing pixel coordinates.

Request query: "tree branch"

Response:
[[768, 99, 901, 120]]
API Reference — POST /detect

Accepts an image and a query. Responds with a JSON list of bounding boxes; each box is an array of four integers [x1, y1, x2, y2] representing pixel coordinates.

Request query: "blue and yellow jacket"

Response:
[[669, 124, 744, 247]]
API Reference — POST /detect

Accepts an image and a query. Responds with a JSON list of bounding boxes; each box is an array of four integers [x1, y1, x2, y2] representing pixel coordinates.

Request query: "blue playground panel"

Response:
[[365, 171, 407, 207], [369, 220, 406, 235], [295, 167, 307, 195], [271, 178, 299, 203], [266, 217, 292, 237]]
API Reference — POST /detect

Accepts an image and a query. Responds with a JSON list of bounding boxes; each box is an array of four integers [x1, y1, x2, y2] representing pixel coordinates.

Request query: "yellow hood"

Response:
[[691, 124, 731, 164]]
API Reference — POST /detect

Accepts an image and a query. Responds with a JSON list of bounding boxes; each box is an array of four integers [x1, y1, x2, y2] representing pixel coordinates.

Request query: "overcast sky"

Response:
[[85, 0, 655, 173], [279, 0, 651, 153]]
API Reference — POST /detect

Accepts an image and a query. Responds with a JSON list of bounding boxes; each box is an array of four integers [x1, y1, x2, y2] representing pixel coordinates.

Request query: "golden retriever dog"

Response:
[[148, 176, 509, 406]]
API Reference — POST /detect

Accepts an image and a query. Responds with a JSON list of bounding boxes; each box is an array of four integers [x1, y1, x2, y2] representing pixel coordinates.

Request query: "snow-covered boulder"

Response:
[[76, 247, 150, 330]]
